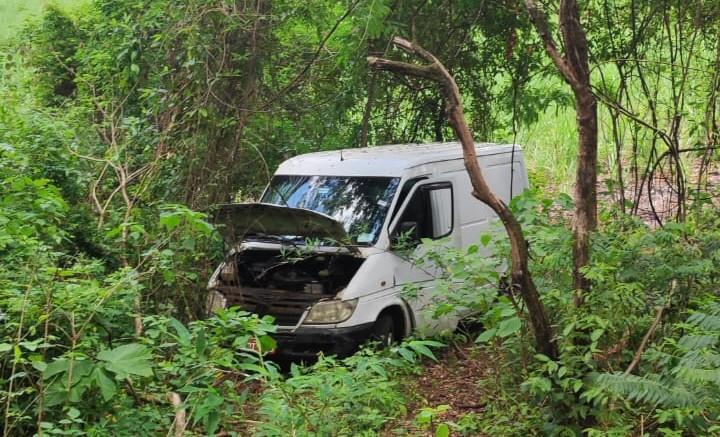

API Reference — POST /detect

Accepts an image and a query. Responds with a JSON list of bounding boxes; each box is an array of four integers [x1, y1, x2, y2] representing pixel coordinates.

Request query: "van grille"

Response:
[[215, 286, 321, 326]]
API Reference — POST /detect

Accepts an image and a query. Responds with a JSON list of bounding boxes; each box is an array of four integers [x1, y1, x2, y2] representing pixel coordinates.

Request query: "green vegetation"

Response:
[[2, 0, 720, 435], [0, 0, 86, 41]]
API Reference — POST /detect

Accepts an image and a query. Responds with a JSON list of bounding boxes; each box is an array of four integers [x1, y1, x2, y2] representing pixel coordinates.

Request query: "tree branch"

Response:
[[261, 0, 362, 109], [524, 0, 579, 86], [168, 391, 187, 437], [624, 280, 676, 375], [368, 36, 557, 359], [366, 57, 440, 81]]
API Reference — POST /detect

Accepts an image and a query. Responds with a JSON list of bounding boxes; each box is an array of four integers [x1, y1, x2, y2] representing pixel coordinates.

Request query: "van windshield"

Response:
[[261, 175, 400, 245]]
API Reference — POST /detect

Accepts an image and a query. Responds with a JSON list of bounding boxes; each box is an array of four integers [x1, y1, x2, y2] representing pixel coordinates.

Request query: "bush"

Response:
[[254, 340, 442, 436], [413, 190, 720, 434]]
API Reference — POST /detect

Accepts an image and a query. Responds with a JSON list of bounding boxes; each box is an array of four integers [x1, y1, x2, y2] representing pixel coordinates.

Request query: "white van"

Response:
[[207, 142, 528, 356]]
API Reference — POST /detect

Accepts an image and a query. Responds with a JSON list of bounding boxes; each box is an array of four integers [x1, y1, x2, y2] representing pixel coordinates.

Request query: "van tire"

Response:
[[371, 315, 397, 348]]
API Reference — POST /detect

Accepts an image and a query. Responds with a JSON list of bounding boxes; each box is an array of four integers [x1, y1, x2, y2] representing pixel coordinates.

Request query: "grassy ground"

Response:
[[509, 102, 629, 195], [0, 0, 85, 41], [514, 105, 580, 194]]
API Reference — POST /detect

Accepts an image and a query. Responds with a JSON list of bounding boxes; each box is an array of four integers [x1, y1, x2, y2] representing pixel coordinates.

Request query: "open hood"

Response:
[[213, 203, 356, 251]]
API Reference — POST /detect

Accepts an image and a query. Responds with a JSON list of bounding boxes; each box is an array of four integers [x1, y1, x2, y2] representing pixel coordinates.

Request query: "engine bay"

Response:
[[210, 247, 365, 325], [219, 248, 364, 295]]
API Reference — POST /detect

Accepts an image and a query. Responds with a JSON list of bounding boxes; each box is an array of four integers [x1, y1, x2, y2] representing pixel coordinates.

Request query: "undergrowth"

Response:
[[3, 1, 720, 436], [406, 191, 720, 435]]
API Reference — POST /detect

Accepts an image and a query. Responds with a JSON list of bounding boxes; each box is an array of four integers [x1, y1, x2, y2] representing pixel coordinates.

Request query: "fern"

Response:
[[595, 373, 698, 407], [593, 297, 720, 419], [674, 350, 720, 386], [687, 309, 720, 331], [678, 334, 718, 350]]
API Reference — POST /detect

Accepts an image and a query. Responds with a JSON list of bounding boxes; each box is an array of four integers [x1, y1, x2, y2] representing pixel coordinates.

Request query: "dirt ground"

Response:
[[597, 157, 720, 226], [383, 342, 494, 436]]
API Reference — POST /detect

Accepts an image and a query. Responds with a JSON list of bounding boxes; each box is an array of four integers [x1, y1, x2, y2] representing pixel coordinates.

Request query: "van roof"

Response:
[[275, 142, 522, 177]]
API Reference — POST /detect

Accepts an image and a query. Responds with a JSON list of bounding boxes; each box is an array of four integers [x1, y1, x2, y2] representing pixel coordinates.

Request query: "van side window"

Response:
[[393, 182, 453, 242], [428, 187, 452, 237]]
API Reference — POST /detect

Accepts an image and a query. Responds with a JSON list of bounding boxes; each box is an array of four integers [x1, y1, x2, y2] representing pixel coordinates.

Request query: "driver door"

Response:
[[388, 178, 457, 335]]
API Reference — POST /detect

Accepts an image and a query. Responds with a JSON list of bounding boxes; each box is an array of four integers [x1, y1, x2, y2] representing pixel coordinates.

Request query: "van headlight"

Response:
[[303, 299, 358, 324]]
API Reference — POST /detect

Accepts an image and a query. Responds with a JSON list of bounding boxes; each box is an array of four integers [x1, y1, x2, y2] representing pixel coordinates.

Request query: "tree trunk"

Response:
[[525, 0, 598, 304], [572, 87, 597, 302], [369, 37, 557, 359]]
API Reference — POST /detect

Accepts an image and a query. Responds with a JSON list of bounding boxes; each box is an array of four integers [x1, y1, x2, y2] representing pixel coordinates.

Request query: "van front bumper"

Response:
[[272, 322, 376, 358]]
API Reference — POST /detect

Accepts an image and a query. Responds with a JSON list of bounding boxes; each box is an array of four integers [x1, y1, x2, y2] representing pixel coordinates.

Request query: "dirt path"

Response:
[[383, 342, 494, 436]]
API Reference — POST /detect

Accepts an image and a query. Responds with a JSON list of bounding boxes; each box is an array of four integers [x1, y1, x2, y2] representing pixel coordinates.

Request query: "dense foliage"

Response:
[[2, 0, 720, 435], [412, 192, 720, 434]]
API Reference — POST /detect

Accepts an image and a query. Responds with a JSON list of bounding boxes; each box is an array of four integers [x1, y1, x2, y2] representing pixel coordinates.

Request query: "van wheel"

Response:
[[371, 315, 397, 348]]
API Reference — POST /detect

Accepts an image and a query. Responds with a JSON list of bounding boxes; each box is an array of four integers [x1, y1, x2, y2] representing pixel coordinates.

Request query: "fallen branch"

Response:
[[625, 280, 677, 375], [167, 391, 187, 437]]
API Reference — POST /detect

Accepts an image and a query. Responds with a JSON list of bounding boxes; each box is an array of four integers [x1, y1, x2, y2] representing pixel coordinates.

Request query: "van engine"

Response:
[[208, 248, 364, 326]]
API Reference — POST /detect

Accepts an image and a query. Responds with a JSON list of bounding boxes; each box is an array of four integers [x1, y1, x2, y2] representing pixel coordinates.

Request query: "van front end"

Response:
[[206, 232, 411, 357], [205, 172, 407, 357], [209, 281, 377, 357]]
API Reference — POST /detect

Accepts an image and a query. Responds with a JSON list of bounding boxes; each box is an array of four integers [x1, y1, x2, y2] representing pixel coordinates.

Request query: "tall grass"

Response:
[[498, 67, 628, 194], [514, 105, 580, 193], [0, 0, 85, 42], [513, 102, 647, 196], [504, 62, 697, 195]]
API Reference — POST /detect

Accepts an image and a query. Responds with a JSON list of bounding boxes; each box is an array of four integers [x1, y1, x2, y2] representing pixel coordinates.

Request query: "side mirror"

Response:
[[392, 221, 420, 247]]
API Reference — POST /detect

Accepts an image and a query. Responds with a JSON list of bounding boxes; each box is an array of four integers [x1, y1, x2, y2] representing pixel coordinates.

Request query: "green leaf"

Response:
[[368, 362, 388, 378], [69, 360, 94, 384], [170, 317, 191, 345], [205, 411, 220, 435], [497, 317, 522, 338], [44, 382, 68, 407], [480, 234, 492, 246], [97, 344, 153, 378], [195, 390, 224, 435], [257, 335, 276, 354], [44, 358, 70, 379], [68, 375, 92, 402], [191, 219, 214, 235], [19, 340, 40, 351], [236, 362, 268, 374], [0, 343, 12, 353], [590, 329, 604, 342], [67, 407, 81, 420], [475, 328, 497, 343], [418, 340, 445, 348], [415, 409, 433, 424], [195, 329, 207, 357], [397, 347, 415, 363], [573, 380, 583, 393], [409, 342, 437, 361], [92, 367, 117, 401], [159, 213, 181, 231], [435, 423, 450, 437]]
